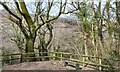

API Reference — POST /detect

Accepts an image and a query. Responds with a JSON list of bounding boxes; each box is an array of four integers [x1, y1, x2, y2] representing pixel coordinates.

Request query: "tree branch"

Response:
[[46, 24, 53, 47], [14, 0, 23, 18], [18, 0, 35, 36], [0, 2, 21, 21], [9, 16, 29, 38], [46, 0, 54, 20], [33, 1, 44, 24]]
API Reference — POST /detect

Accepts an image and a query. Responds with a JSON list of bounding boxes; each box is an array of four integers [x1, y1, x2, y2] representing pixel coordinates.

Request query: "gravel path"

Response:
[[2, 60, 95, 70], [2, 60, 75, 70]]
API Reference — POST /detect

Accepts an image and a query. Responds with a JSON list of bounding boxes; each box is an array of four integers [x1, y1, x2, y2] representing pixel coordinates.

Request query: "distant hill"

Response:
[[0, 9, 78, 28]]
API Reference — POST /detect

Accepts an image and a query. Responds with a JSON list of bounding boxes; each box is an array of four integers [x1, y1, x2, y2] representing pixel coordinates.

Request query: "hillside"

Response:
[[0, 1, 120, 71]]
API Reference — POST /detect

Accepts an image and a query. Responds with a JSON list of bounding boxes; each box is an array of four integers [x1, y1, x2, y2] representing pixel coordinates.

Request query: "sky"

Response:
[[0, 0, 116, 18]]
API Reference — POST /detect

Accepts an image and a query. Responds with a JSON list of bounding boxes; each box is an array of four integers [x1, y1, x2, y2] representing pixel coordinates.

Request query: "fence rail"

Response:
[[1, 52, 118, 70]]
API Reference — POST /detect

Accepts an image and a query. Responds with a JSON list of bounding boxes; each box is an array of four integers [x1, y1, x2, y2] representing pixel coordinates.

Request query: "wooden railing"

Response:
[[1, 52, 118, 70]]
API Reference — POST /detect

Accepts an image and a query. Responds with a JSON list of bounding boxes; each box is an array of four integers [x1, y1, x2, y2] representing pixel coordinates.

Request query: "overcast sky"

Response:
[[0, 0, 116, 18]]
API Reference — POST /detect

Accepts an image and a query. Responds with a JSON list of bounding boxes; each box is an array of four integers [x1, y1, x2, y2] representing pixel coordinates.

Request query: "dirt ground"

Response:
[[2, 60, 94, 70]]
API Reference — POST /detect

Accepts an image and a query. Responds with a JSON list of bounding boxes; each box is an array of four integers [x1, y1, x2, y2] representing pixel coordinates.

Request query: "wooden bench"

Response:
[[64, 61, 82, 70]]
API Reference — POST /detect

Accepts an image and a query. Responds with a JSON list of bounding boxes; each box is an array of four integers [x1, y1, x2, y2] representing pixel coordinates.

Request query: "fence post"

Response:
[[10, 55, 12, 65], [99, 58, 102, 70], [70, 54, 72, 61], [20, 53, 22, 63], [82, 56, 85, 67], [60, 53, 63, 61], [53, 52, 55, 60], [49, 52, 51, 60], [2, 56, 4, 67]]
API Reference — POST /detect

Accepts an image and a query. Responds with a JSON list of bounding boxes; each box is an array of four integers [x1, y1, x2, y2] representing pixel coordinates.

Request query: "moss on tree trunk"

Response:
[[25, 39, 36, 61]]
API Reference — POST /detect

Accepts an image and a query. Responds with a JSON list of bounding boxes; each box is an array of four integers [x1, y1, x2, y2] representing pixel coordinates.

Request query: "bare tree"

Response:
[[0, 0, 73, 61]]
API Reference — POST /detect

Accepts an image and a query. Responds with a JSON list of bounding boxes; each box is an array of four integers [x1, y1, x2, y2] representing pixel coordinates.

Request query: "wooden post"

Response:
[[82, 56, 85, 67], [49, 52, 52, 60], [10, 55, 12, 65], [53, 52, 55, 60], [99, 58, 102, 70], [60, 53, 63, 61], [20, 53, 22, 63], [70, 54, 72, 61], [2, 57, 4, 67]]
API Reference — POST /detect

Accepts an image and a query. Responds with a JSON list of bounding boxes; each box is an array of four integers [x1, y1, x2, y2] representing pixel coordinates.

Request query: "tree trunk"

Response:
[[84, 33, 88, 61], [25, 38, 36, 61], [116, 1, 120, 55]]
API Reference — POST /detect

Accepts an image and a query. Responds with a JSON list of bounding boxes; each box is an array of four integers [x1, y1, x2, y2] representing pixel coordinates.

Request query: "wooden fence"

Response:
[[1, 52, 118, 70]]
